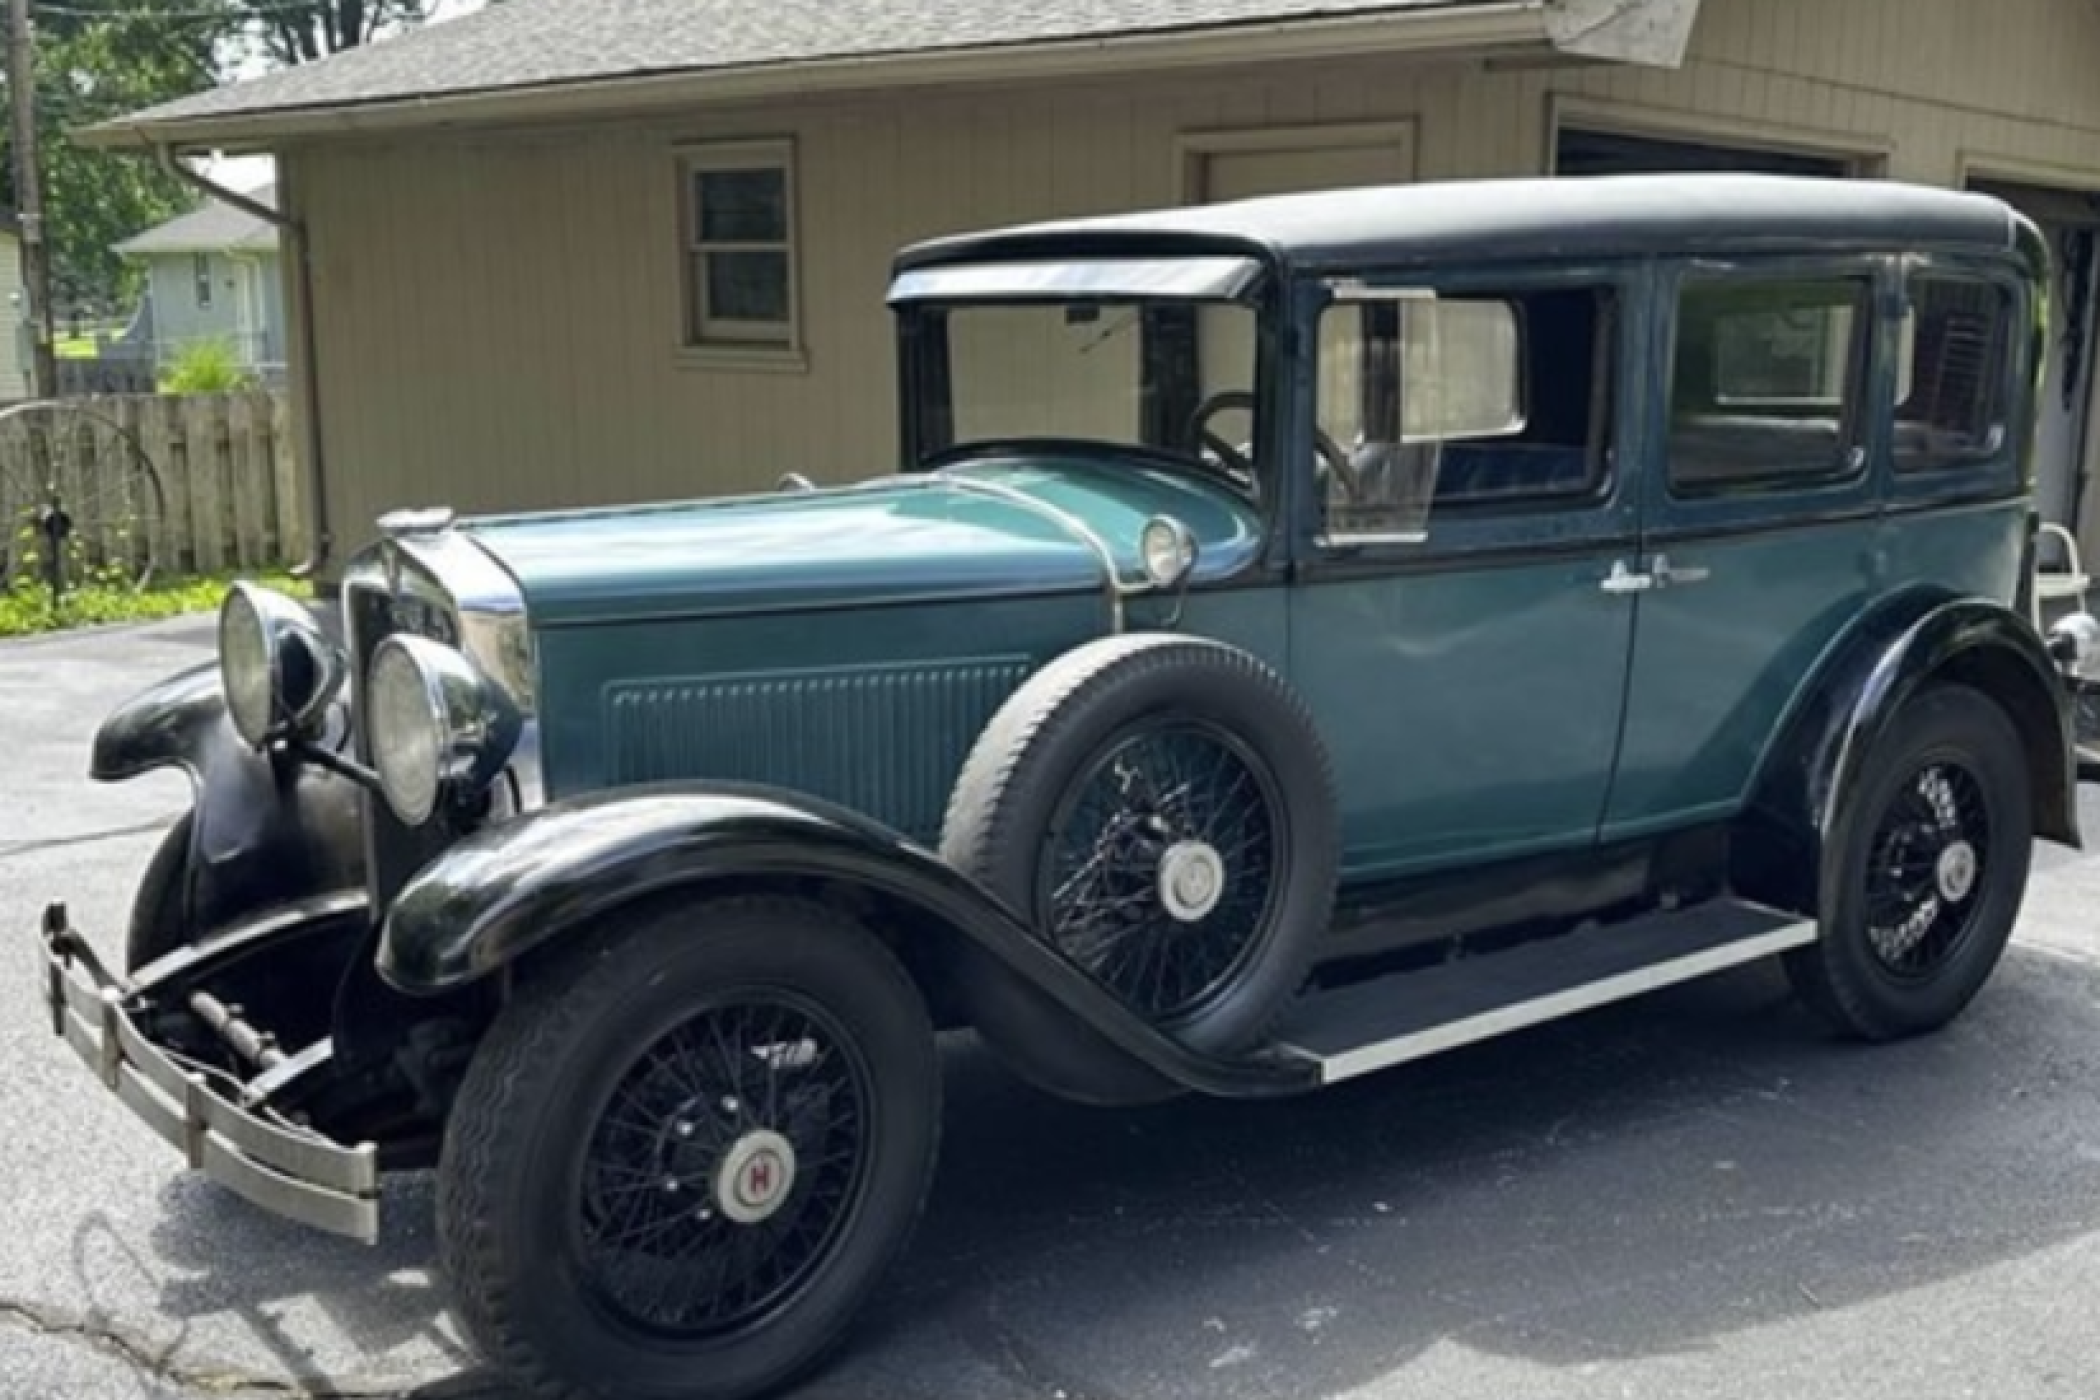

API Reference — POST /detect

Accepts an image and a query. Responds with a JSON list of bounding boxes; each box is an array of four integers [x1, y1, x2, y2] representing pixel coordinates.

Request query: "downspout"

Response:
[[153, 144, 333, 576]]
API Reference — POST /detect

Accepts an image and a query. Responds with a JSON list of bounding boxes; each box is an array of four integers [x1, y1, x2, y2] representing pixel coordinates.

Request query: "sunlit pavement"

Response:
[[5, 613, 2100, 1400]]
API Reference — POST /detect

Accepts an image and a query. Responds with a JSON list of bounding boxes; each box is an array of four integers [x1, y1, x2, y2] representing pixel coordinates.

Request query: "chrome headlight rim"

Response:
[[1138, 514, 1199, 590], [367, 634, 522, 825], [219, 582, 347, 748]]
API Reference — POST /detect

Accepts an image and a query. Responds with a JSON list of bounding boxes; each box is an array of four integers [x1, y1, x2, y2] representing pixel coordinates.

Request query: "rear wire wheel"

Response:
[[1786, 685, 2031, 1041]]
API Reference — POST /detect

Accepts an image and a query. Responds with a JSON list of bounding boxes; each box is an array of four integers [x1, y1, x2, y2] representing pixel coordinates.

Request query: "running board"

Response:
[[1275, 899, 1816, 1085]]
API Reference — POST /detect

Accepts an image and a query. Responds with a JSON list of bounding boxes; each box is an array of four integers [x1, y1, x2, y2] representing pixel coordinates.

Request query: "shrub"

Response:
[[159, 339, 253, 394]]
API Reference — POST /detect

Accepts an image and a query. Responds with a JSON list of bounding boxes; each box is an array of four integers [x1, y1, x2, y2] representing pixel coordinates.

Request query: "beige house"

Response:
[[83, 0, 2100, 578]]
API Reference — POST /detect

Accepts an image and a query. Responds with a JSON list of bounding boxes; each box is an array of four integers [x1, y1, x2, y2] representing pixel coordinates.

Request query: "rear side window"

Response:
[[1668, 275, 1869, 493], [1893, 276, 2015, 471]]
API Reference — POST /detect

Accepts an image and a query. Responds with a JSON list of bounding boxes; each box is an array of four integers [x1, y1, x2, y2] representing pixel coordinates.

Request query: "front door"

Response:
[[1287, 270, 1640, 882]]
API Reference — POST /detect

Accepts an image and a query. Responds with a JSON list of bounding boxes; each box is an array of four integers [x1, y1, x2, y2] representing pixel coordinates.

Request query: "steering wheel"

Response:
[[1185, 391, 1362, 501], [1186, 391, 1260, 484]]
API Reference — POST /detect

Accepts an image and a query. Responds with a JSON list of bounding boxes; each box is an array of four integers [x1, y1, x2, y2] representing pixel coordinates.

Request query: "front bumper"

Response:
[[38, 903, 380, 1243]]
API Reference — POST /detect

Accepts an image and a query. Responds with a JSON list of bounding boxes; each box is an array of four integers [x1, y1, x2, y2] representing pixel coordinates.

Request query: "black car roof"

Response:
[[896, 174, 2035, 277]]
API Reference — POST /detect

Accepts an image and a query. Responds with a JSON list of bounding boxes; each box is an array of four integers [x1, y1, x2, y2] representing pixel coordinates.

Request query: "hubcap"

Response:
[[1935, 839, 1979, 904], [1158, 840, 1226, 923], [714, 1130, 798, 1225]]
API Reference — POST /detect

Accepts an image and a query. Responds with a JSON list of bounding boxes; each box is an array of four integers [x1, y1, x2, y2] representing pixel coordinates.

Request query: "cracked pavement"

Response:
[[7, 613, 2100, 1399]]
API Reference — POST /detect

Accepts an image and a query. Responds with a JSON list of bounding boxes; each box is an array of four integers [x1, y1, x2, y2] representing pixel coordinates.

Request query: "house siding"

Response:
[[284, 0, 2100, 555]]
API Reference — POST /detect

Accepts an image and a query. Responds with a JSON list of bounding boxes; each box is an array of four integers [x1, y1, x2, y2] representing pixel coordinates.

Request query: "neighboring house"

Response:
[[80, 0, 2100, 574], [113, 184, 286, 381], [0, 220, 31, 401]]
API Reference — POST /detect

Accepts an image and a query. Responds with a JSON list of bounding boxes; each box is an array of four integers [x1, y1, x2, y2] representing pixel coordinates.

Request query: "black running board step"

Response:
[[1274, 899, 1815, 1085]]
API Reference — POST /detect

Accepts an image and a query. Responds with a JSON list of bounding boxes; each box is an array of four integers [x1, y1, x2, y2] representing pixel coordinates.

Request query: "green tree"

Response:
[[233, 0, 431, 67], [12, 0, 228, 314]]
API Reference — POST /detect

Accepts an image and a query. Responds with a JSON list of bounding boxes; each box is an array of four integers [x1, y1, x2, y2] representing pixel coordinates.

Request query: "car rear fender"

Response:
[[1737, 590, 2077, 912], [90, 663, 366, 935], [376, 782, 1314, 1099]]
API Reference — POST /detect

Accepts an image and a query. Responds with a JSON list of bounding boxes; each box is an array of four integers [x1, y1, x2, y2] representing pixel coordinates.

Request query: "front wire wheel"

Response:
[[1786, 685, 2032, 1041], [439, 897, 940, 1400]]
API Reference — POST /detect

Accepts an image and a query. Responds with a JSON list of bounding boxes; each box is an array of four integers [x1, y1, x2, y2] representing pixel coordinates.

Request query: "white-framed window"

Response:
[[679, 140, 797, 352], [193, 253, 213, 309]]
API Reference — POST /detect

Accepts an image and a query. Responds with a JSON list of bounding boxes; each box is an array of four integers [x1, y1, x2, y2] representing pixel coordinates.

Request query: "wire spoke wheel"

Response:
[[575, 992, 874, 1341], [1037, 719, 1285, 1022], [1863, 759, 1992, 980], [0, 400, 165, 593]]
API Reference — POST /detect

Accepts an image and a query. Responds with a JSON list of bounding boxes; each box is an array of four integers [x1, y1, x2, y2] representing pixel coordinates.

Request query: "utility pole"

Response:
[[8, 0, 54, 399]]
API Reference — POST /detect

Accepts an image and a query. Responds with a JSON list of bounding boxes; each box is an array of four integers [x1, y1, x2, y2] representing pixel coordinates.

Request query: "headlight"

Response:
[[2049, 611, 2100, 677], [1139, 515, 1199, 589], [219, 582, 346, 747], [368, 634, 522, 824]]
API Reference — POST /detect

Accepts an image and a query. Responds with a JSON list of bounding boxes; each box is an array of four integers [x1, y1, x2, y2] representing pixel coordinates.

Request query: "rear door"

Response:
[[1604, 256, 1886, 839]]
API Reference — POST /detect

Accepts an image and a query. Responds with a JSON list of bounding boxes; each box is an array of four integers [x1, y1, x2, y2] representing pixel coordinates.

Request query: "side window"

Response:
[[1315, 286, 1611, 539], [1894, 276, 2015, 471], [1669, 275, 1869, 492]]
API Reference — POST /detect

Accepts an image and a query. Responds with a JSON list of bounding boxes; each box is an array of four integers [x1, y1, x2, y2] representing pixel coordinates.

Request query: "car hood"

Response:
[[458, 458, 1265, 627]]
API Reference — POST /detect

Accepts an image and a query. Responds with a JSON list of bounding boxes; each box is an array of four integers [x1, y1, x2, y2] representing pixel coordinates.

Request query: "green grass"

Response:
[[53, 335, 98, 360], [0, 569, 309, 638]]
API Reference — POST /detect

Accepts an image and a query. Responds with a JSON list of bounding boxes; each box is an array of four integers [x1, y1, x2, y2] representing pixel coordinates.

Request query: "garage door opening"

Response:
[[1556, 128, 1855, 179]]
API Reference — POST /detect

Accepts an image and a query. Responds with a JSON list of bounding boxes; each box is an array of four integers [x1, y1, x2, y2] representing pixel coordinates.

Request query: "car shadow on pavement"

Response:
[[120, 941, 2100, 1400]]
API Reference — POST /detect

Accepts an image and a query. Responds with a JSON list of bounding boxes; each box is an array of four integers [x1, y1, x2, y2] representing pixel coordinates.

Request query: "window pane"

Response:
[[697, 168, 787, 242], [1670, 277, 1866, 491], [705, 251, 790, 326], [1894, 278, 2012, 471], [1316, 288, 1600, 537]]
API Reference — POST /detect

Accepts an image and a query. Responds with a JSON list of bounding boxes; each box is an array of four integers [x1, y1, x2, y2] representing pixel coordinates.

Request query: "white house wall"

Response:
[[146, 250, 287, 370], [281, 0, 2100, 553], [0, 234, 28, 400]]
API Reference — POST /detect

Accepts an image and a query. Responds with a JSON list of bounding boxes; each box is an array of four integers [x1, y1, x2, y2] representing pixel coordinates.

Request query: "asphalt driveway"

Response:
[[6, 615, 2100, 1400]]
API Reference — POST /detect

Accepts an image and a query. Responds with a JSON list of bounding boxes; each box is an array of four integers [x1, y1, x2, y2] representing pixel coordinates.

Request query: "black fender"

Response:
[[378, 782, 1315, 1100], [91, 662, 366, 937], [1736, 590, 2077, 913]]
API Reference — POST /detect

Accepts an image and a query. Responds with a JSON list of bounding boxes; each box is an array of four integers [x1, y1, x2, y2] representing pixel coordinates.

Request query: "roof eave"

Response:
[[78, 1, 1562, 153]]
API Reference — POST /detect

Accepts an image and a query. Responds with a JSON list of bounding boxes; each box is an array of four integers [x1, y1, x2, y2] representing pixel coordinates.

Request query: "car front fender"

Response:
[[1738, 590, 2077, 912], [377, 782, 1313, 1100], [90, 663, 366, 936]]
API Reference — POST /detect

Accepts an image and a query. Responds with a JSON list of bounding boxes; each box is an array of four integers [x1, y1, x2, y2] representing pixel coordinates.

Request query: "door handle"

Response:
[[1652, 554, 1711, 588], [1599, 560, 1654, 595]]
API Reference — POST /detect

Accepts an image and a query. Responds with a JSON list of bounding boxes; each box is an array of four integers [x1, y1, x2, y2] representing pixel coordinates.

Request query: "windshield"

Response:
[[916, 298, 1262, 489]]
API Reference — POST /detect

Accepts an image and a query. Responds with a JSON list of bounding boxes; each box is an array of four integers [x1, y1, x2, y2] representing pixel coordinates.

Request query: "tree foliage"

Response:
[[234, 0, 431, 67], [8, 0, 441, 314], [15, 1, 227, 313]]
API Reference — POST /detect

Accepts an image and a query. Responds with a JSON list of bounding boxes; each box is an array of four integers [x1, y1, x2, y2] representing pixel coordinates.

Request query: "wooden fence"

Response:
[[0, 391, 304, 585]]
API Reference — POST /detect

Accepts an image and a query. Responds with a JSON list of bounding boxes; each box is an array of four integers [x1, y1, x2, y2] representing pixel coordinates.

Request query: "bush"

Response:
[[0, 568, 309, 638], [159, 339, 253, 394]]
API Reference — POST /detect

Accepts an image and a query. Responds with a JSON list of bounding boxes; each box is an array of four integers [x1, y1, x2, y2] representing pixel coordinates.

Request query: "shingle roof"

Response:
[[99, 0, 1504, 136], [114, 184, 279, 256]]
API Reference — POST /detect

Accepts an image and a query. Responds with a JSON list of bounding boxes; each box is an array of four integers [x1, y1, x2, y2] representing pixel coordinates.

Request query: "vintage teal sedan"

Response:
[[39, 174, 2096, 1400]]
